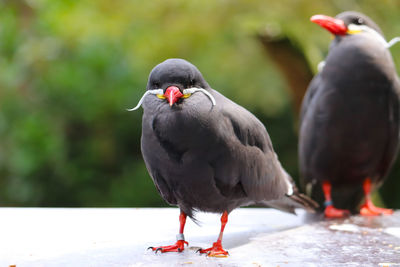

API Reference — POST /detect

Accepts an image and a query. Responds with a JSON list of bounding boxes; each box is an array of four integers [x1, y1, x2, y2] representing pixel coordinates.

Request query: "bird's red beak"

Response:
[[164, 86, 183, 106], [310, 15, 347, 36]]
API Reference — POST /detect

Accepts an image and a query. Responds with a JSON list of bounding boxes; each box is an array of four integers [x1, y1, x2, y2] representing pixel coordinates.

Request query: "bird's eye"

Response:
[[153, 82, 160, 88], [190, 79, 196, 86], [354, 17, 364, 25]]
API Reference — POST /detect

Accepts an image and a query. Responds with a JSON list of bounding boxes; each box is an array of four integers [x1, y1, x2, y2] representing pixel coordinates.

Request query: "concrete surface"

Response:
[[0, 208, 399, 267]]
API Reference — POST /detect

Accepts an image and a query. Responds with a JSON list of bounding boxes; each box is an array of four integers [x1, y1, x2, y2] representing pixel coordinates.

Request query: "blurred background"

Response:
[[0, 0, 399, 208]]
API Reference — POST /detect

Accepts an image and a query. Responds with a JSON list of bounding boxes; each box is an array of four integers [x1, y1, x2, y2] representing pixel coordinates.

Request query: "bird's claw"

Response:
[[324, 205, 350, 218], [360, 202, 393, 216], [196, 241, 229, 257], [148, 240, 188, 253]]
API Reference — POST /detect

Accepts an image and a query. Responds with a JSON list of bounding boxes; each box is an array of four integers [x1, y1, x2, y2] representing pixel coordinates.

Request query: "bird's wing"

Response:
[[377, 80, 400, 182], [218, 97, 317, 212], [205, 89, 319, 213], [299, 73, 322, 125], [298, 73, 323, 187], [212, 91, 295, 202]]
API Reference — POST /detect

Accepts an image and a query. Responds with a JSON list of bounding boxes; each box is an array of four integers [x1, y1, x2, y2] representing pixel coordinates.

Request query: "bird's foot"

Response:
[[148, 240, 188, 253], [360, 201, 393, 216], [324, 205, 350, 218], [197, 240, 229, 257]]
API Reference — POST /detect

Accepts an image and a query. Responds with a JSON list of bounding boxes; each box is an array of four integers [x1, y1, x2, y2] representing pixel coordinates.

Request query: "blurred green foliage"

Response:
[[0, 0, 399, 207]]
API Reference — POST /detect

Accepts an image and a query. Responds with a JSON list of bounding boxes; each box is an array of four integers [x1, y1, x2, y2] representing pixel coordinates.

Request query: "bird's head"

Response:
[[147, 58, 209, 106], [147, 58, 212, 106], [310, 11, 383, 38], [128, 59, 216, 111]]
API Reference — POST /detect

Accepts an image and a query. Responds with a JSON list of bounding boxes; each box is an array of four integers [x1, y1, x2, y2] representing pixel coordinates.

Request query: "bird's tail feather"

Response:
[[287, 192, 319, 213], [180, 205, 201, 225], [261, 165, 319, 214], [261, 192, 318, 214]]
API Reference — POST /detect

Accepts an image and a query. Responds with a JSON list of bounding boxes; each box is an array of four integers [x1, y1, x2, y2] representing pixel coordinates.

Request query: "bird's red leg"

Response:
[[148, 211, 188, 253], [322, 181, 350, 218], [197, 211, 229, 257], [359, 178, 393, 216]]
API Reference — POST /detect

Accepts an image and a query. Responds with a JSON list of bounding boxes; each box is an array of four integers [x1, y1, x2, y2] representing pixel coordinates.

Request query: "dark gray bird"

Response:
[[131, 58, 316, 257], [299, 11, 400, 218]]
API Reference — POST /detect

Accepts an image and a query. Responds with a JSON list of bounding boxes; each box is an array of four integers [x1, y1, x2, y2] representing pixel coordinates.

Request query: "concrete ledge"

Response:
[[0, 208, 399, 266]]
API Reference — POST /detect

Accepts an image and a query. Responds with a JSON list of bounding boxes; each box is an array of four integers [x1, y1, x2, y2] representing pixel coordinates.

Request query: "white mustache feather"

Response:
[[127, 89, 163, 111], [348, 24, 400, 49], [127, 87, 216, 111]]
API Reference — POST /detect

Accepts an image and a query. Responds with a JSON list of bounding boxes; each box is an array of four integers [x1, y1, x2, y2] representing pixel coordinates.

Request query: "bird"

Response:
[[130, 58, 317, 257], [299, 11, 400, 218]]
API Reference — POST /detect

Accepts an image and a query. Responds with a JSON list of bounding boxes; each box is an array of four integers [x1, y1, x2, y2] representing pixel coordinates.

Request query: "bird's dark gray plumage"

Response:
[[138, 58, 316, 255], [141, 58, 315, 218], [299, 11, 400, 214]]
